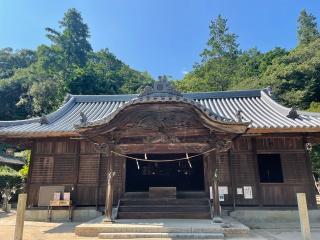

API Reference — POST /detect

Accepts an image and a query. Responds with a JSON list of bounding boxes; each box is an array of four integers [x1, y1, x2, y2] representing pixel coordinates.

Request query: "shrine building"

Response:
[[0, 77, 319, 219]]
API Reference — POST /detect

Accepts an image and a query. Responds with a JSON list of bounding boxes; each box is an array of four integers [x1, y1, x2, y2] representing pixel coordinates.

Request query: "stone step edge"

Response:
[[98, 232, 225, 239]]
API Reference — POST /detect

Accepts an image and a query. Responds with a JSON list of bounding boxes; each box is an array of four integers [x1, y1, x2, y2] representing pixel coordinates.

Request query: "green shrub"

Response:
[[0, 166, 23, 203]]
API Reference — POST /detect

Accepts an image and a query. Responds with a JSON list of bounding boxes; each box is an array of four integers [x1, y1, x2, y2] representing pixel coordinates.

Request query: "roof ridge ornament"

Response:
[[139, 75, 183, 97], [79, 111, 88, 126], [39, 115, 49, 125], [235, 109, 244, 123], [287, 106, 299, 119]]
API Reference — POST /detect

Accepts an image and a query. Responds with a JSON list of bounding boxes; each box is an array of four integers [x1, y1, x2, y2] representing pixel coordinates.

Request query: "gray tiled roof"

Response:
[[0, 155, 24, 165], [1, 88, 320, 135]]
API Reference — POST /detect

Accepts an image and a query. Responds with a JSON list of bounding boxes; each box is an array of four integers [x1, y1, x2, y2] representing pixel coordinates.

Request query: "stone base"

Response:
[[25, 207, 102, 222], [75, 216, 249, 238], [230, 209, 320, 228]]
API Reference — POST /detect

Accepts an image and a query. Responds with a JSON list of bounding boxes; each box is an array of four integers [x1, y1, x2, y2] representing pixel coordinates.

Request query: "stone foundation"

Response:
[[230, 209, 320, 228], [25, 207, 102, 222]]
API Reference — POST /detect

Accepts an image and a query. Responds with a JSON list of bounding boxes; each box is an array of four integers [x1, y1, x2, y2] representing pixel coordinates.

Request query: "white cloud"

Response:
[[181, 70, 189, 75]]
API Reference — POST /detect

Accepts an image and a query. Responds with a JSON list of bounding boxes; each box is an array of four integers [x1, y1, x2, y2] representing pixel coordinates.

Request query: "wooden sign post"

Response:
[[297, 193, 311, 240], [14, 194, 27, 240]]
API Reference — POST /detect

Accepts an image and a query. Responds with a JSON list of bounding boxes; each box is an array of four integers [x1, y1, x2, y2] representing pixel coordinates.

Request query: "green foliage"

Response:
[[308, 102, 320, 112], [0, 166, 23, 203], [298, 10, 319, 45], [201, 15, 239, 61], [0, 166, 22, 191], [0, 8, 153, 120], [311, 145, 320, 177]]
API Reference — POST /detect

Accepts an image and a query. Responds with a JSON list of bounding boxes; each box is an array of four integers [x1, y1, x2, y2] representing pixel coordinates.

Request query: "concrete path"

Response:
[[1, 211, 320, 239]]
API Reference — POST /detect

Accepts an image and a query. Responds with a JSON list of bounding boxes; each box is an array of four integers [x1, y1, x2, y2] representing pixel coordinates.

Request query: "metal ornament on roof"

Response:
[[79, 112, 88, 126], [139, 75, 183, 98], [235, 109, 243, 123], [287, 107, 299, 119], [39, 115, 48, 125]]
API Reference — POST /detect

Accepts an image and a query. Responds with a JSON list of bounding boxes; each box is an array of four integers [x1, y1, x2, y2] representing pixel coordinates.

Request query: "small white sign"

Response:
[[243, 186, 253, 199], [218, 186, 228, 195], [209, 186, 213, 200], [219, 194, 225, 202], [237, 188, 243, 195]]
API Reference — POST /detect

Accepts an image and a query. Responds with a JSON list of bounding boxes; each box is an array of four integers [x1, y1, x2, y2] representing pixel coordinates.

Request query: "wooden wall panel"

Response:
[[55, 141, 77, 154], [53, 155, 76, 184], [261, 184, 313, 206], [232, 137, 252, 152], [80, 141, 100, 154], [78, 154, 100, 184], [281, 152, 309, 184], [30, 157, 54, 184], [230, 152, 258, 205], [35, 141, 54, 154], [76, 185, 97, 205], [256, 137, 304, 151]]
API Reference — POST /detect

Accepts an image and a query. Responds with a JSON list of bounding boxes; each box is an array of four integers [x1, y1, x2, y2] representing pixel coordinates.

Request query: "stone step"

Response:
[[119, 205, 210, 212], [117, 211, 211, 219], [123, 191, 208, 199], [120, 199, 209, 205], [98, 232, 224, 239]]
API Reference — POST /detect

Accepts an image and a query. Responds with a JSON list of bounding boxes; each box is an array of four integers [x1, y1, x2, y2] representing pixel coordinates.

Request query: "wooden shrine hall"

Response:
[[1, 76, 320, 219]]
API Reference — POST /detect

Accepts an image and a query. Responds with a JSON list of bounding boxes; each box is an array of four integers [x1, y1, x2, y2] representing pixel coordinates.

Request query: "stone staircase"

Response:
[[116, 191, 211, 219]]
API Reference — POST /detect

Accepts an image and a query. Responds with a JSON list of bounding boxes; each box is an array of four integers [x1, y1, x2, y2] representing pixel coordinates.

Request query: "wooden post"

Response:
[[297, 193, 311, 240], [104, 149, 115, 223], [14, 194, 27, 240], [212, 166, 222, 223]]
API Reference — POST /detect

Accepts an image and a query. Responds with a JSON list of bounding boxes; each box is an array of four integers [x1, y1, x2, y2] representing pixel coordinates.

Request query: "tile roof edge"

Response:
[[260, 91, 320, 118], [0, 96, 76, 127]]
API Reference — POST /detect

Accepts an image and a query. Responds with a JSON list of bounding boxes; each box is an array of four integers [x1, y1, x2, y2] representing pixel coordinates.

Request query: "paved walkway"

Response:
[[1, 211, 320, 239]]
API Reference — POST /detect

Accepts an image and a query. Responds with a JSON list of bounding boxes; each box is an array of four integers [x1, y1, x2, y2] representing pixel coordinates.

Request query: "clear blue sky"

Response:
[[0, 0, 319, 79]]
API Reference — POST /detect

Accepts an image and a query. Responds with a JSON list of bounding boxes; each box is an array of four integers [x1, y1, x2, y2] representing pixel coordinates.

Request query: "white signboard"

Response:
[[219, 194, 224, 202], [218, 186, 228, 195], [243, 186, 253, 199], [209, 186, 213, 200], [237, 188, 243, 195]]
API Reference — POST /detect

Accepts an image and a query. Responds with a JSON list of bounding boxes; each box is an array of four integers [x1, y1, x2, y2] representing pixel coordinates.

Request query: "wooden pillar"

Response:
[[251, 137, 262, 207], [104, 145, 115, 223], [297, 193, 311, 240], [228, 150, 236, 210], [14, 194, 27, 240], [26, 141, 35, 207], [73, 140, 81, 206], [303, 136, 317, 208], [212, 154, 222, 222]]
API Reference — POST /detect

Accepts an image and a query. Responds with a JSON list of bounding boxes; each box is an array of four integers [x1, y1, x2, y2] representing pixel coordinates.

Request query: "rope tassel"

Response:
[[186, 153, 192, 168], [136, 159, 140, 170]]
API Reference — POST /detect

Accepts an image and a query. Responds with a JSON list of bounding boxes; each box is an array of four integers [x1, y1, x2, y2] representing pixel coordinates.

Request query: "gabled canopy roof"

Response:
[[1, 87, 320, 137]]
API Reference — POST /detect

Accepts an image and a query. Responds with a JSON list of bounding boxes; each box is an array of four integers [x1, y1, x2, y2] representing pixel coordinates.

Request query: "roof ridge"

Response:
[[71, 89, 263, 102]]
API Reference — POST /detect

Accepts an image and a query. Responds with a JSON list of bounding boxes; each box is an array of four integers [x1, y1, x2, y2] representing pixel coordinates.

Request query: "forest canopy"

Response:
[[0, 8, 153, 120]]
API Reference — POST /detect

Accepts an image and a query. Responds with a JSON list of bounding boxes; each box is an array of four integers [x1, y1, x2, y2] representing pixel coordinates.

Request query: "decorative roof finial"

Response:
[[287, 107, 299, 119], [235, 109, 243, 123], [39, 114, 48, 125], [80, 111, 88, 125], [266, 86, 272, 96], [139, 75, 182, 97]]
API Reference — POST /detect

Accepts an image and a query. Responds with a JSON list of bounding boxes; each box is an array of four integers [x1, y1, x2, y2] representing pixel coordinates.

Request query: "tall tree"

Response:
[[200, 15, 239, 62], [297, 10, 319, 45], [46, 8, 92, 68]]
